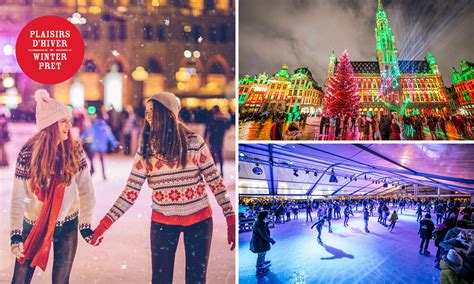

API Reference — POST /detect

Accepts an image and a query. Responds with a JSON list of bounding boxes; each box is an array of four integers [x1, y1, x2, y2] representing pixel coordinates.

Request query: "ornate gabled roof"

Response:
[[398, 60, 431, 74]]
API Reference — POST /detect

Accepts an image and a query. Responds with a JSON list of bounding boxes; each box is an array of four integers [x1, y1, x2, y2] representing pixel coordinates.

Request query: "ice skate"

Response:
[[424, 250, 430, 255], [261, 260, 271, 268], [256, 267, 270, 276]]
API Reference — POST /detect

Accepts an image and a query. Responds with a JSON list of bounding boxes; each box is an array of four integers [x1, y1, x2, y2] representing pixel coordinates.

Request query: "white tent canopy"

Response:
[[239, 144, 474, 197]]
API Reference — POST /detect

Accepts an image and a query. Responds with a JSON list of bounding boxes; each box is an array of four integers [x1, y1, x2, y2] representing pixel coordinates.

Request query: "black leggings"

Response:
[[150, 218, 213, 284], [12, 222, 78, 284]]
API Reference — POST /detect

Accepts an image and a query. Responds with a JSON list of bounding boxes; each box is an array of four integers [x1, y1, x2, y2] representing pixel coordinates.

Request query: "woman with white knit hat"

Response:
[[91, 92, 236, 284], [10, 89, 96, 283]]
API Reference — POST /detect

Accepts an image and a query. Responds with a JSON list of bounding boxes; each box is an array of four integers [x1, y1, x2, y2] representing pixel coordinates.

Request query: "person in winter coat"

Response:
[[377, 202, 384, 223], [10, 89, 96, 283], [306, 201, 313, 222], [363, 207, 370, 233], [344, 206, 351, 227], [311, 216, 327, 243], [90, 92, 235, 284], [427, 119, 437, 140], [388, 210, 398, 232], [207, 106, 231, 177], [285, 122, 303, 140], [390, 119, 401, 140], [419, 213, 435, 255], [440, 249, 467, 284], [380, 116, 391, 140], [80, 111, 120, 180], [270, 116, 285, 140], [382, 204, 390, 226], [0, 113, 9, 167], [327, 205, 333, 233], [250, 211, 275, 276], [416, 205, 424, 222]]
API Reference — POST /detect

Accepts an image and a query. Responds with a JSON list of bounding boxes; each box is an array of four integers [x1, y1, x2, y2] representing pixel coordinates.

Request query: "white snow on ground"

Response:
[[239, 207, 441, 284], [0, 122, 236, 283]]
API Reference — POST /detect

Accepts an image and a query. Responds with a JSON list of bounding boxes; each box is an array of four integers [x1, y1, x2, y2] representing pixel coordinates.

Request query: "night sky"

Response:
[[239, 0, 474, 87]]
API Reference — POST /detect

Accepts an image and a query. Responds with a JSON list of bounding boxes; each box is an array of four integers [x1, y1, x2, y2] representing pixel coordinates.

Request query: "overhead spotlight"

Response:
[[401, 185, 406, 190], [293, 169, 299, 177], [239, 153, 245, 157], [329, 168, 338, 183], [252, 163, 263, 175], [344, 176, 347, 180], [383, 182, 388, 188], [306, 170, 310, 175], [314, 172, 318, 177], [364, 175, 367, 180]]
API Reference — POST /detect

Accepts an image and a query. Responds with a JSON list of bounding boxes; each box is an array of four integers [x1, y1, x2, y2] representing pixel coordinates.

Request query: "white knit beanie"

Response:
[[147, 92, 181, 118], [34, 89, 71, 131]]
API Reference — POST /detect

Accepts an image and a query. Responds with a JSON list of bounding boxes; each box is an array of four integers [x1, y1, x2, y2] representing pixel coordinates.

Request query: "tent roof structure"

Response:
[[239, 144, 474, 197]]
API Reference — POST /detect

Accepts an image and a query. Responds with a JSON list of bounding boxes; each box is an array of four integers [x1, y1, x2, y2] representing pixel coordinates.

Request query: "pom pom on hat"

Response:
[[34, 89, 50, 102]]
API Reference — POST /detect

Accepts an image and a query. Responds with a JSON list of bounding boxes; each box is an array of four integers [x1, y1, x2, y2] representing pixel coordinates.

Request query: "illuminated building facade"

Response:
[[452, 60, 474, 115], [0, 0, 235, 114], [239, 65, 324, 117], [326, 0, 448, 116]]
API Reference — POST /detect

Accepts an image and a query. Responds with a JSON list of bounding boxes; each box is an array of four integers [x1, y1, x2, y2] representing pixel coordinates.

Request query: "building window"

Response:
[[81, 25, 91, 40], [205, 0, 215, 10], [208, 26, 218, 43], [92, 23, 101, 40], [144, 24, 153, 41], [183, 25, 192, 42], [119, 22, 127, 41], [84, 59, 97, 72], [108, 25, 116, 41], [156, 25, 166, 41], [219, 24, 228, 43], [193, 24, 202, 43]]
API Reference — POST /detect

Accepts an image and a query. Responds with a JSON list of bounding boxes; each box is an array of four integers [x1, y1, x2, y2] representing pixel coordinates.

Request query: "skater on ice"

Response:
[[90, 92, 236, 284], [311, 216, 327, 243], [250, 210, 276, 276], [9, 90, 96, 283]]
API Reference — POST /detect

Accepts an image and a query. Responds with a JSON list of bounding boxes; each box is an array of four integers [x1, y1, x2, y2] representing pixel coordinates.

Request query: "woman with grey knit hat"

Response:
[[91, 92, 236, 284], [9, 89, 96, 283]]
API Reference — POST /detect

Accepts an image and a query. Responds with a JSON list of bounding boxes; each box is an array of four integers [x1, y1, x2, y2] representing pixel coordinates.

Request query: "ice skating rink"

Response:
[[239, 207, 440, 284], [0, 123, 236, 283]]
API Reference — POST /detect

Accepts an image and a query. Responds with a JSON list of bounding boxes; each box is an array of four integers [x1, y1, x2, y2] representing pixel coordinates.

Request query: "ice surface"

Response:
[[239, 207, 441, 284]]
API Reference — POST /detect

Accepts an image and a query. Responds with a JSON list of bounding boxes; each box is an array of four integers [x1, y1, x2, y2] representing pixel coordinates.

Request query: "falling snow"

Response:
[[0, 122, 236, 283]]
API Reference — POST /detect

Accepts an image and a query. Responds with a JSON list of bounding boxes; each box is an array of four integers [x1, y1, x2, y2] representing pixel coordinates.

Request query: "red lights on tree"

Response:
[[325, 50, 360, 116]]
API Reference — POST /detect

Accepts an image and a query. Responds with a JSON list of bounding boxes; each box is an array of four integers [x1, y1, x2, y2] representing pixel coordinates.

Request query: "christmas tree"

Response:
[[325, 50, 360, 116]]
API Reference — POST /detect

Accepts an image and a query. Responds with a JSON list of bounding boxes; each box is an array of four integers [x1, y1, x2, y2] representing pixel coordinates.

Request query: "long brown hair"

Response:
[[25, 122, 79, 190], [140, 100, 190, 168]]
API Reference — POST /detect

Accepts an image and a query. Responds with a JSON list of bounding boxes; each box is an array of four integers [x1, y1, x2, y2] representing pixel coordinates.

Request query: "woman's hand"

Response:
[[226, 215, 236, 251], [11, 242, 25, 258], [90, 225, 106, 246], [81, 228, 102, 246]]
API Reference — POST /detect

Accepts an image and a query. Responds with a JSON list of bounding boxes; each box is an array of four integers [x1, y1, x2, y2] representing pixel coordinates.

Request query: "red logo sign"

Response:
[[16, 15, 85, 84]]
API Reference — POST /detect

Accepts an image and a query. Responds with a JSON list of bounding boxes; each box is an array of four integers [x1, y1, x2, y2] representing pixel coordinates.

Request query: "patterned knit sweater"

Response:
[[103, 134, 234, 227], [10, 141, 95, 242]]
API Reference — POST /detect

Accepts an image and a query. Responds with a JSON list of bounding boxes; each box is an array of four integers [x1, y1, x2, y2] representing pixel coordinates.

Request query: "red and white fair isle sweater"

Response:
[[103, 134, 234, 227], [10, 142, 95, 240]]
